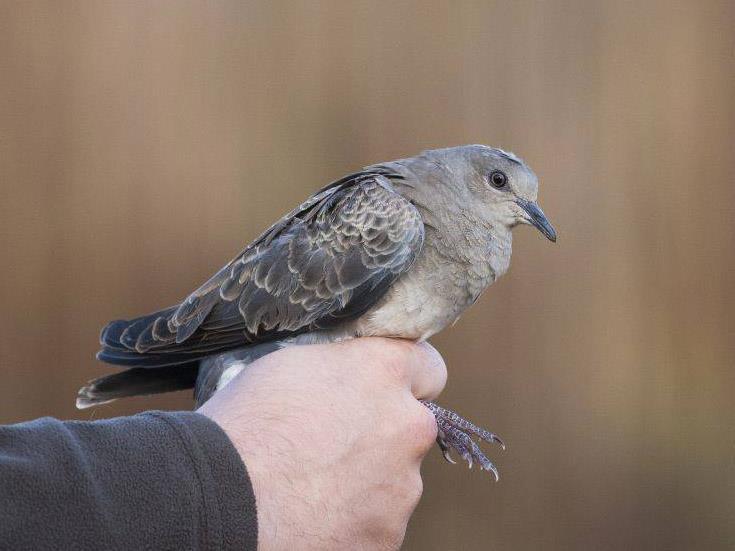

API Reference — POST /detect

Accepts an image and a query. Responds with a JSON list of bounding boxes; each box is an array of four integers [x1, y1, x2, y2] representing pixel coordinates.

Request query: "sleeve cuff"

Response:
[[145, 411, 258, 551]]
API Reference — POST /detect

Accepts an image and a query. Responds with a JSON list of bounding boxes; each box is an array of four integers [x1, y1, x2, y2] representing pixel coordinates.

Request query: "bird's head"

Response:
[[423, 144, 557, 242]]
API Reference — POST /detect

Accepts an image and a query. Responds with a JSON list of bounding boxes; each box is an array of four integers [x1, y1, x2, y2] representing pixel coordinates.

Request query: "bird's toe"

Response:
[[423, 400, 502, 480]]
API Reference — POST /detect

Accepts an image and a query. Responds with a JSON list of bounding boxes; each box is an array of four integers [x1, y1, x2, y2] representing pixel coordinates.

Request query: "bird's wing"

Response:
[[100, 171, 424, 361]]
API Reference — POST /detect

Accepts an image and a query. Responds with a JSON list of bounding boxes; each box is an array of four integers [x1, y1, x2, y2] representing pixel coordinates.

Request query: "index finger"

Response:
[[403, 341, 447, 401]]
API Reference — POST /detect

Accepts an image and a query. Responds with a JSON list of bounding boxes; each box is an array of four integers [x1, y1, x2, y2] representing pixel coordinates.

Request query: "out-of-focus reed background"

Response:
[[1, 1, 734, 549]]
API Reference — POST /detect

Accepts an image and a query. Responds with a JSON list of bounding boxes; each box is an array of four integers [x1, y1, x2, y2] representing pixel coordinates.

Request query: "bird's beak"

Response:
[[516, 199, 557, 242]]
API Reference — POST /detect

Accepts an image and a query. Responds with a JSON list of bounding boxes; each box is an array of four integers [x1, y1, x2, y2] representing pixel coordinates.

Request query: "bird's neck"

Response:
[[484, 224, 513, 282]]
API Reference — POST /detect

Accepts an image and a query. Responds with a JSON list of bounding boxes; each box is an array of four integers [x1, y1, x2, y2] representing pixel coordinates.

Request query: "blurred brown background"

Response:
[[1, 1, 734, 549]]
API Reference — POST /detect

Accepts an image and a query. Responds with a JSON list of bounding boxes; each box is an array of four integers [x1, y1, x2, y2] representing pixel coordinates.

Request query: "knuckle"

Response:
[[379, 500, 413, 550], [405, 472, 424, 507], [432, 353, 448, 388], [376, 526, 407, 551], [365, 515, 408, 551], [406, 402, 438, 449], [367, 473, 421, 550], [417, 342, 448, 392]]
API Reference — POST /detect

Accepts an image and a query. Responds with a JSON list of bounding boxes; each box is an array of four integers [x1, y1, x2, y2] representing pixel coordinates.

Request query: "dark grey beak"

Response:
[[517, 199, 557, 242]]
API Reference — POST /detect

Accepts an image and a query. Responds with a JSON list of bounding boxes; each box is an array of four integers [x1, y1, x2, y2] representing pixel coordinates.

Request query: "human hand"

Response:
[[198, 337, 447, 550]]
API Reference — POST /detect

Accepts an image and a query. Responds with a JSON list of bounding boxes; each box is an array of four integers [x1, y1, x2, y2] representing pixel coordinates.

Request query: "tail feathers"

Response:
[[77, 364, 199, 409], [97, 306, 244, 369]]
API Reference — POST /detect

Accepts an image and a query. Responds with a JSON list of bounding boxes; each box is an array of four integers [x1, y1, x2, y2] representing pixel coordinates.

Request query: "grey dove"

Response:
[[78, 144, 556, 478]]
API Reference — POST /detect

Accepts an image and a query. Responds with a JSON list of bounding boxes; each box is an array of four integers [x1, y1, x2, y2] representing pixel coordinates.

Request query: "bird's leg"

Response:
[[421, 401, 505, 481]]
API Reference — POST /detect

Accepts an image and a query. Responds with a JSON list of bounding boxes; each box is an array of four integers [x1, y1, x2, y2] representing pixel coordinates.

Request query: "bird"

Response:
[[78, 144, 556, 479]]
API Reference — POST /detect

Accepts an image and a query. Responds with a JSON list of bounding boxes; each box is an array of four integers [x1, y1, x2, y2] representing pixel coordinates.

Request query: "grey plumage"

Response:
[[94, 170, 422, 368], [79, 144, 556, 476]]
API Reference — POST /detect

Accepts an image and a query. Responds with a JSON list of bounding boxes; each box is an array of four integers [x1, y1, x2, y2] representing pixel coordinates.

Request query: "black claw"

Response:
[[436, 433, 456, 464]]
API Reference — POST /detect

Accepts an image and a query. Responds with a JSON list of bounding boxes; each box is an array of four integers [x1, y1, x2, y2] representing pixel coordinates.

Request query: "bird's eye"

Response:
[[489, 171, 507, 189]]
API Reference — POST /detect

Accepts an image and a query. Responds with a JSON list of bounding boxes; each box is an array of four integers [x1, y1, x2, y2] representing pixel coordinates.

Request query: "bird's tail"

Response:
[[82, 307, 206, 408], [77, 364, 199, 409]]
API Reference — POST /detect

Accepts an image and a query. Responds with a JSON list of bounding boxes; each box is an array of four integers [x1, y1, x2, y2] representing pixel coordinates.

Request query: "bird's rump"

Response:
[[96, 171, 425, 369]]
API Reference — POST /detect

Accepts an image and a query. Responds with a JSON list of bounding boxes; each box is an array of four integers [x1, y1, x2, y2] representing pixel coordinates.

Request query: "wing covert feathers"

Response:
[[97, 171, 423, 367]]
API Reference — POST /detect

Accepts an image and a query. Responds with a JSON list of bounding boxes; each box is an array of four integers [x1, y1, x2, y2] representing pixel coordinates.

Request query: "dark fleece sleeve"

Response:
[[0, 411, 257, 550]]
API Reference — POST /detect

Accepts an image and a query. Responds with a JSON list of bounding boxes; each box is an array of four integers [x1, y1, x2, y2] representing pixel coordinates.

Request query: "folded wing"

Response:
[[97, 171, 424, 368]]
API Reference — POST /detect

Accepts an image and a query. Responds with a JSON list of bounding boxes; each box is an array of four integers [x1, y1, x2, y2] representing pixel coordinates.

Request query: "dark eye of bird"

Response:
[[489, 171, 507, 189]]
